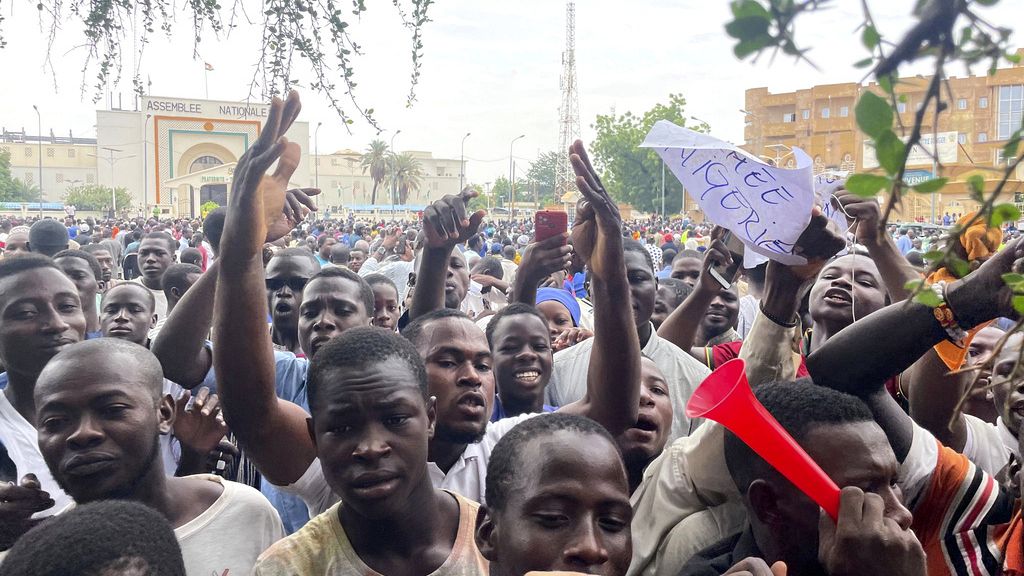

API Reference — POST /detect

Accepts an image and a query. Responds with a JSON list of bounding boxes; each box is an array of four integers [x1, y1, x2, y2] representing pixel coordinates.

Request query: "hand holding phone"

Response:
[[707, 231, 745, 289], [535, 210, 569, 244]]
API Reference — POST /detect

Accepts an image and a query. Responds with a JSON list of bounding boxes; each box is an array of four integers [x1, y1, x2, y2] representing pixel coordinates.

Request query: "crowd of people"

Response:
[[1, 90, 1024, 576]]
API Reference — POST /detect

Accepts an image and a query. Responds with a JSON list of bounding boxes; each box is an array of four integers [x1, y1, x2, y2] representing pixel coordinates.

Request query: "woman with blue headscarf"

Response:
[[535, 287, 592, 351]]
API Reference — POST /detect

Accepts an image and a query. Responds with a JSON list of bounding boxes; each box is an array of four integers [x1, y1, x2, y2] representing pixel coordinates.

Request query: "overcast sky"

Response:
[[0, 0, 1017, 184]]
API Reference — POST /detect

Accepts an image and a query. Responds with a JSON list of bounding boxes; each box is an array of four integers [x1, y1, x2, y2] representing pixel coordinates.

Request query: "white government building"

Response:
[[2, 95, 464, 217]]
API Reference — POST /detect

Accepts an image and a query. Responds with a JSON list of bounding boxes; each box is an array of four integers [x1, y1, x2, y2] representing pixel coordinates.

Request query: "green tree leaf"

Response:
[[1003, 273, 1024, 286], [990, 203, 1021, 227], [914, 289, 942, 308], [845, 174, 891, 197], [855, 92, 893, 139], [861, 26, 880, 50], [734, 35, 772, 58], [730, 0, 770, 19], [968, 174, 985, 196], [911, 177, 948, 193], [875, 131, 906, 175], [1014, 295, 1024, 315], [725, 16, 770, 40]]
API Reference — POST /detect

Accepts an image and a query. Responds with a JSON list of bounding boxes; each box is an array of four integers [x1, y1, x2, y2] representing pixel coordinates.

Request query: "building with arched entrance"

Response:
[[94, 95, 310, 217], [3, 94, 464, 218]]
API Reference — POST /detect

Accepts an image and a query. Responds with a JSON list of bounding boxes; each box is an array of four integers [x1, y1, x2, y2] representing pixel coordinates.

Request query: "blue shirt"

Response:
[[490, 396, 556, 422], [896, 235, 913, 255], [265, 351, 312, 532], [564, 271, 589, 299]]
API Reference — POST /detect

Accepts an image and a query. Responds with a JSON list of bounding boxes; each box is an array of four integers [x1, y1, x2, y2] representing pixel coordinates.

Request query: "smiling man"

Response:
[[485, 303, 557, 420], [33, 338, 284, 574]]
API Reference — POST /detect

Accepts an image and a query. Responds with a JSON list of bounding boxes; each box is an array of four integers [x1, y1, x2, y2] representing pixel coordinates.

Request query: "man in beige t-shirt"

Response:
[[253, 328, 488, 576]]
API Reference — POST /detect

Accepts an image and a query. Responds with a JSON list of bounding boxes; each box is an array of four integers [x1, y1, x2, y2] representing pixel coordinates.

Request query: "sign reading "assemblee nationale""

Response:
[[142, 96, 270, 120]]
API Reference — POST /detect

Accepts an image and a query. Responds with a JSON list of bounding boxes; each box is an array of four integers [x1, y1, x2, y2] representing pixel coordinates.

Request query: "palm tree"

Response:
[[3, 178, 40, 203], [360, 139, 390, 205], [385, 153, 424, 205]]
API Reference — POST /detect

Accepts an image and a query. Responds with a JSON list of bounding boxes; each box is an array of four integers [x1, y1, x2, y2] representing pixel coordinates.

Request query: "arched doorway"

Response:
[[190, 155, 228, 207]]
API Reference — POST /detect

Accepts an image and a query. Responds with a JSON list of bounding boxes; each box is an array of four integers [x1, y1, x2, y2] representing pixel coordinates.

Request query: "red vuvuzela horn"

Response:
[[686, 359, 840, 520]]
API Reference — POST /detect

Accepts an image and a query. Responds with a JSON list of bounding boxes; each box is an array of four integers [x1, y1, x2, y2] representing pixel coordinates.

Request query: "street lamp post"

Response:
[[460, 132, 471, 191], [390, 130, 401, 216], [314, 122, 322, 211], [143, 114, 151, 214], [32, 105, 42, 217], [509, 134, 525, 222]]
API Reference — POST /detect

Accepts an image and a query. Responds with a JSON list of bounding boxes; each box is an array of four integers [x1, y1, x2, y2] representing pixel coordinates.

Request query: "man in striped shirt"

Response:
[[807, 238, 1024, 576]]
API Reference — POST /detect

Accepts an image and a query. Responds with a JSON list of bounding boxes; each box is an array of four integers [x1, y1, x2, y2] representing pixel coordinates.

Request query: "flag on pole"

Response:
[[204, 62, 214, 71]]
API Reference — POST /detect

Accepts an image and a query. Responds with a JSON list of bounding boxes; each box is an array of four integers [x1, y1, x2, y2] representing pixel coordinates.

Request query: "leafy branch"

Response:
[[7, 0, 433, 128]]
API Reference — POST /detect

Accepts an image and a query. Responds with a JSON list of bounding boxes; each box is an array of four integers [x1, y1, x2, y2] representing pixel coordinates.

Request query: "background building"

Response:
[[1, 130, 98, 199], [2, 95, 462, 218], [742, 50, 1024, 223], [310, 149, 462, 213]]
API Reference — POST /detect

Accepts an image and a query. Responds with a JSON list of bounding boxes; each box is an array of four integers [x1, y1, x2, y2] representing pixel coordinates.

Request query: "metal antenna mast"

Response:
[[555, 2, 581, 205]]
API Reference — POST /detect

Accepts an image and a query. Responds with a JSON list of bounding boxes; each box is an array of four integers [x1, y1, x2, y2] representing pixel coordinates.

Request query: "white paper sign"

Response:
[[641, 120, 817, 265]]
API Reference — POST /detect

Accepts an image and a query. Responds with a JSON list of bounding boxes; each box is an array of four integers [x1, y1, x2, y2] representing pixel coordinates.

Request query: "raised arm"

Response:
[[836, 191, 920, 302], [213, 91, 319, 485], [151, 260, 217, 388], [740, 208, 845, 386], [409, 189, 485, 321], [807, 238, 1024, 459], [657, 235, 735, 359], [511, 233, 572, 306], [557, 140, 640, 435]]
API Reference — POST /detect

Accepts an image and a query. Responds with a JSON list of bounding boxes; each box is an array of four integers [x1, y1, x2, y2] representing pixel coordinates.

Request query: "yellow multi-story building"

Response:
[[742, 51, 1024, 223], [1, 130, 99, 200]]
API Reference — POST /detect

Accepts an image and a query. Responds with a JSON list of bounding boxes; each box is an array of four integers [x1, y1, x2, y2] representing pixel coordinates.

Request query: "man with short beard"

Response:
[[33, 339, 283, 573]]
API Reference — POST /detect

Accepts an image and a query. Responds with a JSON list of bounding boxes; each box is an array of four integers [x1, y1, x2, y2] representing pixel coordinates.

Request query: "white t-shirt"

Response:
[[131, 277, 168, 323], [961, 414, 1017, 477], [277, 413, 538, 517], [546, 323, 711, 440], [175, 475, 286, 575], [0, 392, 73, 516]]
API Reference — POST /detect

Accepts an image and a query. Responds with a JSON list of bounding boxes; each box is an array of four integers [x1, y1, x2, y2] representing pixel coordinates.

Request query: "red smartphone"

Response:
[[535, 210, 568, 244]]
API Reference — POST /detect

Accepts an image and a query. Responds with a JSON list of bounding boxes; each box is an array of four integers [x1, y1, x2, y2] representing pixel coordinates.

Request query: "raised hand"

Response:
[[835, 190, 881, 245], [695, 227, 736, 293], [782, 207, 847, 282], [553, 327, 593, 352], [267, 188, 321, 243], [947, 237, 1024, 327], [0, 474, 54, 550], [173, 387, 229, 457], [568, 140, 623, 280], [226, 91, 305, 257], [514, 233, 573, 305], [422, 188, 486, 250], [818, 487, 925, 576]]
